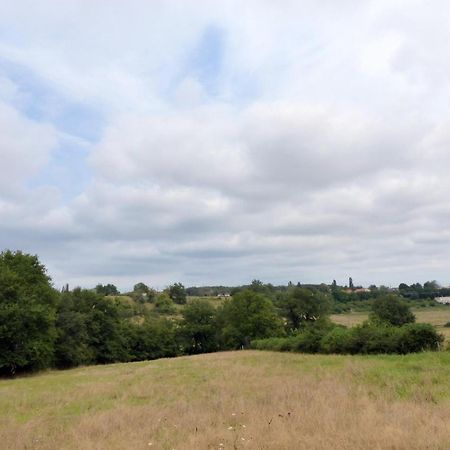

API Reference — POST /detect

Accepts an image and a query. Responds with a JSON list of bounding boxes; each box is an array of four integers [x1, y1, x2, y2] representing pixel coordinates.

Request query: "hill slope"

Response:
[[1, 351, 450, 449]]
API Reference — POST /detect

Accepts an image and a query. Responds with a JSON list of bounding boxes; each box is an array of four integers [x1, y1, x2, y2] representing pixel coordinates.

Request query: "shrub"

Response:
[[320, 326, 351, 354], [398, 323, 443, 353], [253, 322, 443, 355]]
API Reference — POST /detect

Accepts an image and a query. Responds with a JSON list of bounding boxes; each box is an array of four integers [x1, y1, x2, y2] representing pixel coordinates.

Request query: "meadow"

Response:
[[331, 306, 450, 342], [1, 350, 450, 449]]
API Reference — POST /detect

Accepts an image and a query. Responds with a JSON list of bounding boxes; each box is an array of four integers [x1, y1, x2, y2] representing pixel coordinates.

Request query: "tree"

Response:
[[0, 251, 57, 375], [128, 317, 178, 361], [132, 282, 155, 303], [67, 288, 129, 364], [278, 287, 331, 331], [249, 279, 265, 292], [95, 284, 120, 296], [133, 282, 149, 294], [370, 294, 415, 326], [168, 282, 187, 304], [349, 277, 354, 289], [55, 290, 95, 368], [424, 280, 440, 291], [178, 299, 218, 354], [154, 292, 176, 314], [218, 290, 283, 349]]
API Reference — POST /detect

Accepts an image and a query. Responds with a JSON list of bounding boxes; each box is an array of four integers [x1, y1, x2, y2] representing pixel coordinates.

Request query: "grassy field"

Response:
[[1, 351, 450, 449], [331, 306, 450, 342]]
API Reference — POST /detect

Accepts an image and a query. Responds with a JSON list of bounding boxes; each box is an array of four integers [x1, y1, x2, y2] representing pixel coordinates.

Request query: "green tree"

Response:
[[279, 287, 331, 331], [154, 292, 176, 314], [0, 251, 57, 375], [424, 280, 439, 291], [133, 282, 149, 294], [55, 290, 95, 368], [132, 282, 155, 303], [178, 299, 218, 354], [95, 283, 120, 296], [128, 318, 178, 361], [218, 290, 283, 349], [349, 277, 354, 289], [168, 282, 187, 304], [77, 289, 130, 363], [370, 294, 415, 326]]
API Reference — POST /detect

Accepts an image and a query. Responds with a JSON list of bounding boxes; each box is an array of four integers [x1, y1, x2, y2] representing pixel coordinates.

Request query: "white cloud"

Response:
[[0, 101, 57, 193], [1, 1, 450, 289]]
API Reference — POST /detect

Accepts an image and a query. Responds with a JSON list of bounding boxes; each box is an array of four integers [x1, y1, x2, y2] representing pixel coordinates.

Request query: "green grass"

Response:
[[1, 351, 449, 422], [1, 351, 450, 449]]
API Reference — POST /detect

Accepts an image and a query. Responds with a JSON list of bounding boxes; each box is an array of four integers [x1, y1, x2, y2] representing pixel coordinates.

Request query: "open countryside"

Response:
[[2, 1, 450, 449], [331, 307, 450, 343], [1, 351, 450, 450]]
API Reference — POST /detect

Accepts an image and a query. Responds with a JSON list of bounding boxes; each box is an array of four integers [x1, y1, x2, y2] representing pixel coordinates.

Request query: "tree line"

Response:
[[0, 250, 445, 376]]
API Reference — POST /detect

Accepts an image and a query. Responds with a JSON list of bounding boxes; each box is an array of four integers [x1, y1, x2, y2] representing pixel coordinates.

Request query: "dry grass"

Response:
[[1, 351, 450, 449]]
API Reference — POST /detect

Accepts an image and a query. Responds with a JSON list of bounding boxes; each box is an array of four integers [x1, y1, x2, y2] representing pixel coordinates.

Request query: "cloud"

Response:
[[1, 1, 450, 289], [0, 101, 57, 194]]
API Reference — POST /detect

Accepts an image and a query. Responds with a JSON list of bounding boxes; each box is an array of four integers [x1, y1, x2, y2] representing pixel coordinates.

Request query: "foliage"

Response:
[[131, 282, 156, 303], [370, 294, 415, 326], [398, 323, 444, 353], [0, 251, 57, 375], [1, 251, 447, 375], [55, 288, 131, 367], [253, 322, 443, 355], [55, 291, 95, 368], [133, 282, 149, 294], [278, 287, 331, 331], [154, 293, 177, 314], [178, 299, 218, 354], [95, 283, 120, 296], [167, 282, 187, 304], [218, 289, 283, 349], [127, 318, 178, 361]]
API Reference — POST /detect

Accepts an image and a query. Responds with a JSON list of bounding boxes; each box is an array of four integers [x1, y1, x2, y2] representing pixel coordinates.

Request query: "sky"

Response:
[[1, 0, 450, 291]]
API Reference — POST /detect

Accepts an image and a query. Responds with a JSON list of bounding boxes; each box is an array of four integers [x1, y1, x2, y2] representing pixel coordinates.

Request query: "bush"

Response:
[[347, 323, 402, 354], [398, 323, 443, 353], [320, 326, 351, 354], [252, 322, 444, 355]]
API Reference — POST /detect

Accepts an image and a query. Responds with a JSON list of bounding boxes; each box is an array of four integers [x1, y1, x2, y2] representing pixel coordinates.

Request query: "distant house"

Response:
[[436, 297, 450, 304]]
